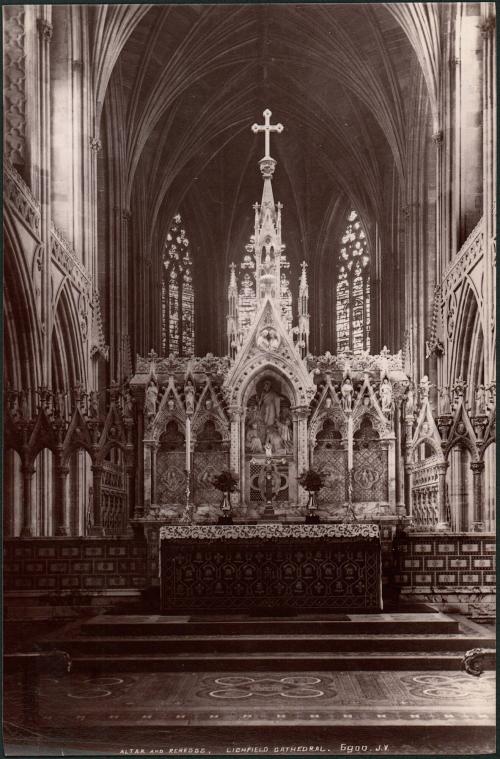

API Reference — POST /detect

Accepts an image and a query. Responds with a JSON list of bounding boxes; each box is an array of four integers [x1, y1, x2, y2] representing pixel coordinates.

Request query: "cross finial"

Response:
[[251, 108, 284, 159]]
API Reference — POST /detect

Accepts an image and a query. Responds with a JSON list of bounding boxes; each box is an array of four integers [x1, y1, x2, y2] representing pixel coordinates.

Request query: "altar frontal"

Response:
[[160, 523, 382, 613]]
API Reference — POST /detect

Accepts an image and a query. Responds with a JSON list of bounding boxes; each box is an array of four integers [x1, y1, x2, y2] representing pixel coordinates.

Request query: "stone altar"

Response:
[[160, 523, 382, 612]]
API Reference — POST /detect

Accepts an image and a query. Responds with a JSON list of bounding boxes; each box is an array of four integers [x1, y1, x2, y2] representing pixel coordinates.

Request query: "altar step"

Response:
[[80, 612, 461, 636], [40, 612, 495, 672]]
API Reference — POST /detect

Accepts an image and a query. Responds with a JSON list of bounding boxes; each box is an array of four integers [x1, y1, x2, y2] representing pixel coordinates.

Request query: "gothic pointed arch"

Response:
[[52, 283, 87, 390]]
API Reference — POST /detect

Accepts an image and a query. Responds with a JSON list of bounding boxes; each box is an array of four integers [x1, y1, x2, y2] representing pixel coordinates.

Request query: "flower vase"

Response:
[[305, 491, 320, 524], [218, 492, 233, 524]]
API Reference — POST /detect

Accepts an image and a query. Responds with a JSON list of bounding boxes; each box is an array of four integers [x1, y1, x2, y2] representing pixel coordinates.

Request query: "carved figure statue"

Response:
[[167, 397, 175, 411], [475, 385, 486, 416], [258, 380, 280, 429], [184, 379, 195, 415], [405, 383, 415, 415], [88, 391, 99, 418], [325, 396, 332, 409], [341, 376, 353, 412], [278, 408, 293, 451], [265, 425, 285, 455], [20, 390, 29, 419], [264, 440, 273, 458], [246, 423, 264, 454], [419, 375, 431, 399], [439, 386, 451, 415], [145, 380, 158, 420], [380, 378, 392, 414], [123, 391, 134, 419]]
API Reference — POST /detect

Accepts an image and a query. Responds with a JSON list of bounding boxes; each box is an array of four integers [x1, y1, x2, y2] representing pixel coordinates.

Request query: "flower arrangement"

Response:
[[297, 468, 325, 493], [211, 470, 239, 494], [211, 470, 239, 525]]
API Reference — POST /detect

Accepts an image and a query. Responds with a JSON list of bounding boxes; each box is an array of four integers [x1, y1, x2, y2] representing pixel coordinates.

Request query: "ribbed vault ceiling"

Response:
[[101, 3, 433, 352]]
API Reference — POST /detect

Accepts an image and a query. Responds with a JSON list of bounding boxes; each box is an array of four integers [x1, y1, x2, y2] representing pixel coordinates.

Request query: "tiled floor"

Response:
[[4, 669, 495, 755]]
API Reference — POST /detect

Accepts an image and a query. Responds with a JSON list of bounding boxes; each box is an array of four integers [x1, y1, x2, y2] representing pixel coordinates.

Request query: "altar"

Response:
[[160, 523, 382, 613]]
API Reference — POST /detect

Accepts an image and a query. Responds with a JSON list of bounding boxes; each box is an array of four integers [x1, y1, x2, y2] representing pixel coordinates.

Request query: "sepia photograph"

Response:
[[2, 2, 496, 756]]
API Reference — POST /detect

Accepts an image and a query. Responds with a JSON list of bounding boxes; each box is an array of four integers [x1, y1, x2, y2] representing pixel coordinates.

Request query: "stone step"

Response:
[[40, 633, 495, 656], [81, 612, 461, 636], [67, 651, 495, 672]]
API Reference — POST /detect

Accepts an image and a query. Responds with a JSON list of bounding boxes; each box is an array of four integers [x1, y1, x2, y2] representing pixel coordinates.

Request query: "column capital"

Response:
[[37, 19, 53, 41], [470, 460, 485, 473], [478, 16, 495, 40], [89, 136, 102, 153], [432, 130, 443, 145]]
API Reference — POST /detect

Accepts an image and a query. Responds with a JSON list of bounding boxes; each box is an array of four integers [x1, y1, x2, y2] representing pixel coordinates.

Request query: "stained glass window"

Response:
[[162, 214, 195, 356], [336, 210, 370, 354]]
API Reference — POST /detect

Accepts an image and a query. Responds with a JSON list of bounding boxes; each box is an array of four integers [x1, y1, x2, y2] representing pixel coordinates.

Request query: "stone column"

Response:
[[20, 464, 36, 537], [150, 442, 159, 506], [394, 401, 405, 511], [134, 397, 145, 518], [228, 406, 242, 503], [90, 464, 103, 535], [436, 461, 449, 530], [54, 463, 70, 536], [125, 465, 135, 534], [143, 442, 154, 514], [383, 438, 395, 508], [471, 460, 485, 528], [292, 407, 309, 509], [37, 14, 53, 386], [480, 14, 496, 385]]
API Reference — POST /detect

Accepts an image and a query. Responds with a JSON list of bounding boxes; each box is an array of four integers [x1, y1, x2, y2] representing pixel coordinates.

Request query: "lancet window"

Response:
[[162, 214, 195, 356], [336, 210, 370, 354]]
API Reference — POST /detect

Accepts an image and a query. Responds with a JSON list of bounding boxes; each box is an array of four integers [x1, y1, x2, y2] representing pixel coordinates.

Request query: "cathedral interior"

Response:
[[3, 3, 496, 755]]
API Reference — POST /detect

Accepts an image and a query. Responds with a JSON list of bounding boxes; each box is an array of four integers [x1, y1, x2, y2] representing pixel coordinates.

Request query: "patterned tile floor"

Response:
[[4, 669, 495, 756]]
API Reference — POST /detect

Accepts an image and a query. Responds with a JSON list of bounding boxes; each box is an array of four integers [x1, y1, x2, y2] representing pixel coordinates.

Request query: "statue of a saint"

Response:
[[88, 391, 99, 418], [380, 378, 392, 414], [405, 383, 415, 415], [341, 376, 353, 412], [278, 408, 292, 451], [419, 375, 431, 399], [123, 391, 134, 419], [258, 380, 280, 429], [145, 380, 158, 420], [475, 385, 486, 416], [246, 423, 264, 454], [184, 379, 195, 415], [265, 425, 285, 455], [439, 386, 451, 415]]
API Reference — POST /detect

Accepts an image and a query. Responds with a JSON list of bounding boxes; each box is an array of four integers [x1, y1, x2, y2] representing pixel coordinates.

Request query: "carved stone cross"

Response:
[[251, 109, 284, 159]]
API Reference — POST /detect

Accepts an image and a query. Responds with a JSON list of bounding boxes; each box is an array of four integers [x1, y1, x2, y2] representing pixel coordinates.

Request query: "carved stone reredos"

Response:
[[223, 296, 315, 407]]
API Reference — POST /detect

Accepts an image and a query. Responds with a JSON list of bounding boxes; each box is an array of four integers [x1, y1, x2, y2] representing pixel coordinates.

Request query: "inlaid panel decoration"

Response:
[[353, 417, 388, 502], [156, 451, 186, 506], [193, 451, 228, 506], [313, 419, 345, 508], [161, 534, 381, 611]]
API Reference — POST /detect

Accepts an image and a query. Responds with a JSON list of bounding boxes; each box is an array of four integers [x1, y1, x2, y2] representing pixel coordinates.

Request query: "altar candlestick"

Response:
[[185, 416, 191, 472]]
